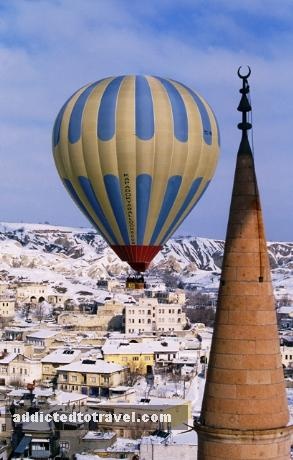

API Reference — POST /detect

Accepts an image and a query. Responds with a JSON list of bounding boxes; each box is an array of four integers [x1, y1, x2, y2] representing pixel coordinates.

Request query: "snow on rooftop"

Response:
[[141, 429, 197, 446], [34, 388, 53, 397], [8, 389, 28, 397], [41, 348, 81, 364], [109, 386, 134, 392], [26, 330, 59, 339], [102, 339, 179, 355], [48, 390, 88, 405], [106, 437, 140, 452], [97, 397, 189, 408], [22, 421, 51, 432], [0, 352, 17, 364], [76, 455, 117, 460], [8, 388, 53, 397], [82, 431, 115, 440], [278, 305, 293, 315], [57, 360, 125, 374]]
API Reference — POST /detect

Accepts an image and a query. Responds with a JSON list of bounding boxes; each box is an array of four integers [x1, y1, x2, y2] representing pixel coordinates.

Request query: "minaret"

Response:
[[195, 68, 292, 459]]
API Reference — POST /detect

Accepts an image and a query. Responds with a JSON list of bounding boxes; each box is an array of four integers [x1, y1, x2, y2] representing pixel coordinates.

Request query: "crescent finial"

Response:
[[237, 65, 251, 79]]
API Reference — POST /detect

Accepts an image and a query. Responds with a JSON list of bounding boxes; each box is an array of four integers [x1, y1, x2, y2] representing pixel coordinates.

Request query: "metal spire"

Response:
[[237, 66, 252, 155]]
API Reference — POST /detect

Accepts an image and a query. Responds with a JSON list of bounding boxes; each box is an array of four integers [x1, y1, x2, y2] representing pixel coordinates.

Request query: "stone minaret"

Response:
[[195, 69, 292, 459]]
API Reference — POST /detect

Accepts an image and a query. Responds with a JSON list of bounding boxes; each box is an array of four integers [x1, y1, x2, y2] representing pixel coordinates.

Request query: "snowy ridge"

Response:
[[0, 222, 292, 299]]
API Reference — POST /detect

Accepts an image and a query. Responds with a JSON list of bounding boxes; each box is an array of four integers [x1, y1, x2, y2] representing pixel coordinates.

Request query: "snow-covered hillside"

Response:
[[0, 222, 292, 300]]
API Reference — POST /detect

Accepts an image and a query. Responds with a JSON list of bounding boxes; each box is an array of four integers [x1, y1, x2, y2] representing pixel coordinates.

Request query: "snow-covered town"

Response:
[[0, 222, 291, 459], [1, 0, 293, 457]]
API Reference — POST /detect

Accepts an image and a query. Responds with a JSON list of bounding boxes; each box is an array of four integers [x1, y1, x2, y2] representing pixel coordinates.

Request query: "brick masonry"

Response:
[[196, 134, 292, 458]]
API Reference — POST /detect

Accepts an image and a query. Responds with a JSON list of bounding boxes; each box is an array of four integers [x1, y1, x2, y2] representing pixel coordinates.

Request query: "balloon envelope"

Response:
[[53, 75, 220, 271]]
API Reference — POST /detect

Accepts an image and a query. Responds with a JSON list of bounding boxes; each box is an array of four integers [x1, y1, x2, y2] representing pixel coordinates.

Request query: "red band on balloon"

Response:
[[110, 245, 162, 272]]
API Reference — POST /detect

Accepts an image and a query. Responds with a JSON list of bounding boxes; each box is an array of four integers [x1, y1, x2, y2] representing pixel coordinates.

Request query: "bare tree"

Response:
[[185, 306, 215, 327], [35, 302, 45, 323]]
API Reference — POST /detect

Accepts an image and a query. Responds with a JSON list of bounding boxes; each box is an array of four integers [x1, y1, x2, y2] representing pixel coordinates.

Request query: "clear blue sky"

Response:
[[0, 0, 292, 240]]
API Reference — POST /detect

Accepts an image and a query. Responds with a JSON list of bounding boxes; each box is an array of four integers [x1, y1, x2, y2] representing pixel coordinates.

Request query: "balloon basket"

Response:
[[125, 273, 146, 290]]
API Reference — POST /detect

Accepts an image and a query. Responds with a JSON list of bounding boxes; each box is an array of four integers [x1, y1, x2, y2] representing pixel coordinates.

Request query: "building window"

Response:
[[71, 375, 77, 382], [133, 357, 139, 361], [60, 441, 70, 450], [1, 424, 6, 432], [32, 443, 47, 451]]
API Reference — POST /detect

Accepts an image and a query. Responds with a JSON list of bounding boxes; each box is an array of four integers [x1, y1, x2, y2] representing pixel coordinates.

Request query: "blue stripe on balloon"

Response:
[[135, 76, 154, 140], [215, 117, 220, 146], [104, 174, 130, 245], [62, 178, 104, 235], [136, 174, 152, 244], [173, 80, 212, 145], [78, 176, 118, 244], [197, 180, 210, 201], [68, 80, 104, 144], [159, 177, 203, 244], [53, 97, 73, 147], [210, 106, 221, 146], [98, 76, 125, 141], [155, 77, 188, 142], [150, 175, 182, 245]]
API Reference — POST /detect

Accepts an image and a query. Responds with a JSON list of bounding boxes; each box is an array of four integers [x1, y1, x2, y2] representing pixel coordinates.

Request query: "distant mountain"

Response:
[[0, 223, 292, 300]]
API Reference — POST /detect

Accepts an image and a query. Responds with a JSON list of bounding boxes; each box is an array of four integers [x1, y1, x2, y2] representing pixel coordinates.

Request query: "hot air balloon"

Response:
[[52, 75, 220, 272]]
